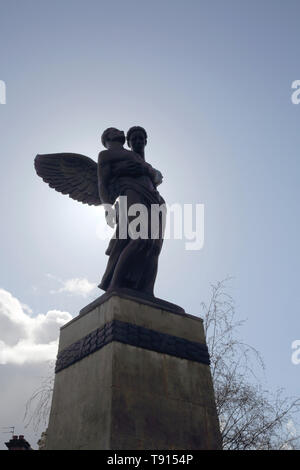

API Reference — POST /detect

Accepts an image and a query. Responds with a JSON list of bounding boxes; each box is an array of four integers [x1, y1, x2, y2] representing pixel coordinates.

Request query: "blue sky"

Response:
[[0, 0, 300, 448]]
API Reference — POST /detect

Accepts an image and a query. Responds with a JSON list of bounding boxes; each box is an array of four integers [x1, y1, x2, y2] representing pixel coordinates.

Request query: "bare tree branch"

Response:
[[202, 278, 300, 450]]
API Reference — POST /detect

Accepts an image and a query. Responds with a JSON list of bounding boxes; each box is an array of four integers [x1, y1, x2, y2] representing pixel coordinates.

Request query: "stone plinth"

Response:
[[45, 294, 222, 450]]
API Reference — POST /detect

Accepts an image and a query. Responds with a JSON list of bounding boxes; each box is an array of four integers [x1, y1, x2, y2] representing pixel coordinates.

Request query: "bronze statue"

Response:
[[34, 126, 165, 298]]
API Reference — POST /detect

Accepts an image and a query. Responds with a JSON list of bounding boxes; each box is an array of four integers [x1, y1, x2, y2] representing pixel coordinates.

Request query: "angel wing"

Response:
[[34, 153, 101, 206]]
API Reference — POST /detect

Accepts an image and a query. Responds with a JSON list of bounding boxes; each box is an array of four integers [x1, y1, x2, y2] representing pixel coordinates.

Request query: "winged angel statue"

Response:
[[34, 126, 165, 297]]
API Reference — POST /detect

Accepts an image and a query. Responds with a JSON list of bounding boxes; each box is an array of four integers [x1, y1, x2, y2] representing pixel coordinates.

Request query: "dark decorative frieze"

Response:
[[55, 320, 210, 373]]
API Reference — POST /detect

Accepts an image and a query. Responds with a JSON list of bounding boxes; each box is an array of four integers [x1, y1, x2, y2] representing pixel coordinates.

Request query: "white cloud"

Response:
[[0, 288, 72, 365], [49, 275, 97, 297]]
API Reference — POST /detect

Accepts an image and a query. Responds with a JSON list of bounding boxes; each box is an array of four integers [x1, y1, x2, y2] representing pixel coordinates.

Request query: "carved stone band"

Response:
[[55, 319, 210, 373]]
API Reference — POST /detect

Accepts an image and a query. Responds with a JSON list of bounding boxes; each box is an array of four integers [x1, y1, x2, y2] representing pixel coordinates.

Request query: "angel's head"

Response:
[[126, 126, 148, 155], [101, 128, 125, 148]]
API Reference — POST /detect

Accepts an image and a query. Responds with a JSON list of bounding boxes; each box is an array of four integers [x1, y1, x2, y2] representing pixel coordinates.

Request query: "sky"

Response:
[[0, 0, 300, 449]]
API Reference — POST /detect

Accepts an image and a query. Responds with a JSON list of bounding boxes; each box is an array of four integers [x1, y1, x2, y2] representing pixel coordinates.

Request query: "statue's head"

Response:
[[126, 126, 148, 154], [101, 128, 125, 148]]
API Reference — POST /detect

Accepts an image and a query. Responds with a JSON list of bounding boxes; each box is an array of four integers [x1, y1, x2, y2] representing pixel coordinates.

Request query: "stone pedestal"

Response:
[[45, 293, 222, 450]]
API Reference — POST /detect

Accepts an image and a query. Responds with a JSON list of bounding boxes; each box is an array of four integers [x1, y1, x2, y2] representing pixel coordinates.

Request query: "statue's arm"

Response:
[[113, 159, 146, 177], [144, 162, 163, 186]]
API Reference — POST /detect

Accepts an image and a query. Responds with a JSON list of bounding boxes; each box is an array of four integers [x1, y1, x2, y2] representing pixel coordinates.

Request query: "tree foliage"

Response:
[[202, 278, 300, 450]]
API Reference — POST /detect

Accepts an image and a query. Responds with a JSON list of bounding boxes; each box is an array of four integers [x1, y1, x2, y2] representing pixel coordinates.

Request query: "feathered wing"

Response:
[[34, 153, 101, 206]]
